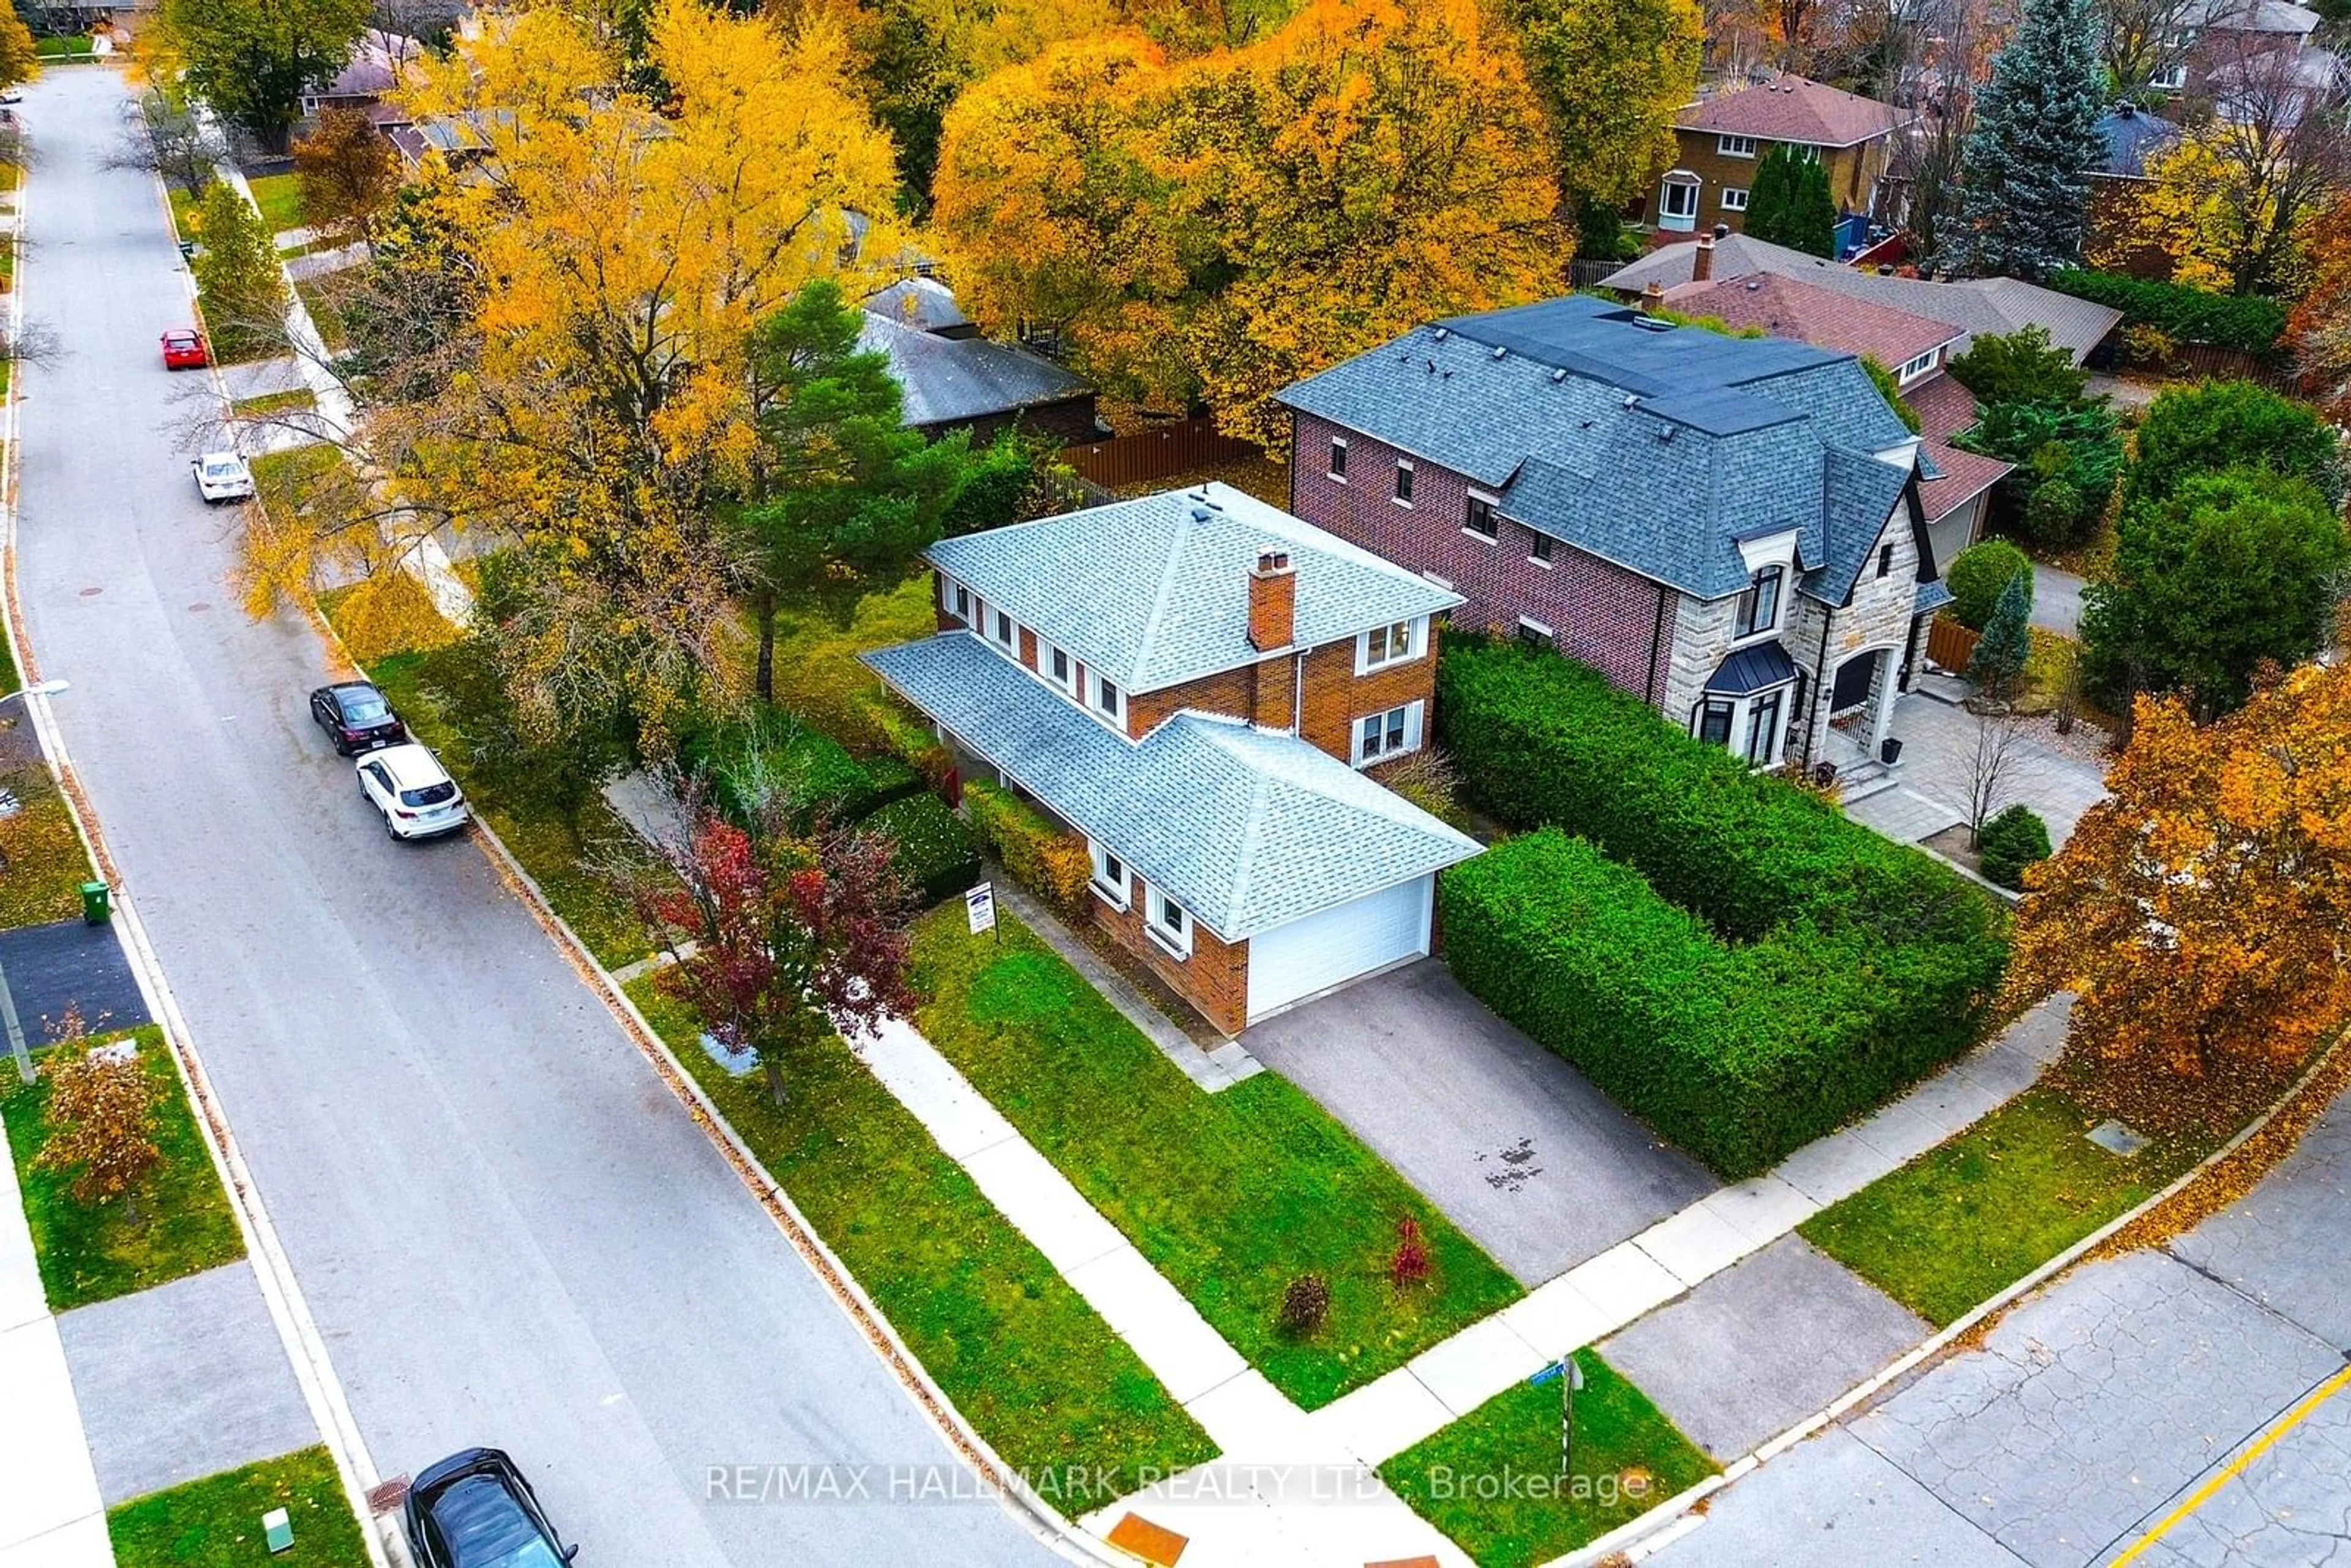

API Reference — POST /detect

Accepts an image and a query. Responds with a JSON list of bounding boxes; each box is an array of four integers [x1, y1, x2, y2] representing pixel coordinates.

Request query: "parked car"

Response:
[[309, 681, 407, 755], [357, 743, 469, 841], [192, 451, 254, 503], [403, 1449, 577, 1567], [160, 329, 208, 370]]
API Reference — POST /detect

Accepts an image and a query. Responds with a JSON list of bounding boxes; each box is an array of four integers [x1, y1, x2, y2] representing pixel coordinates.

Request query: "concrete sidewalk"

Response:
[[0, 1115, 111, 1568]]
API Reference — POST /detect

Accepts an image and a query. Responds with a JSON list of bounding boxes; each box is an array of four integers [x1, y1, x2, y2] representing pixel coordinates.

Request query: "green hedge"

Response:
[[681, 711, 876, 830], [863, 793, 981, 905], [1977, 805, 2051, 891], [1434, 641, 2009, 1176], [2045, 269, 2287, 357], [963, 779, 1092, 909]]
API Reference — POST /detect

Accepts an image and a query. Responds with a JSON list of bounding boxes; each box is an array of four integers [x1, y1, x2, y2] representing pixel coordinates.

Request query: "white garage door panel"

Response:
[[1246, 876, 1433, 1021]]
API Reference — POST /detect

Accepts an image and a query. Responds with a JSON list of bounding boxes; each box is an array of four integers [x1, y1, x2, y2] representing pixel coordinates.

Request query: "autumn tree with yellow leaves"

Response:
[[2008, 664, 2351, 1129], [933, 0, 1568, 443], [345, 0, 901, 733]]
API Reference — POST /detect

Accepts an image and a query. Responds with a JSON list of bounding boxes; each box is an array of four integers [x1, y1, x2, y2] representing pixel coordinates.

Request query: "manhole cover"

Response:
[[187, 601, 211, 613], [78, 586, 102, 597], [2087, 1119, 2148, 1157], [366, 1476, 410, 1514]]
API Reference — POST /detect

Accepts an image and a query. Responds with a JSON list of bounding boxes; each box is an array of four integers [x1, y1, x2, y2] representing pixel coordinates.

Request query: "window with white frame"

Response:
[[1895, 350, 1938, 383], [1720, 187, 1750, 211], [1359, 618, 1418, 672], [1089, 842, 1130, 907], [1734, 565, 1784, 639], [1529, 531, 1556, 565], [1353, 700, 1423, 765], [1717, 133, 1758, 157], [1146, 885, 1192, 958], [950, 580, 971, 621], [1696, 698, 1735, 748], [1093, 672, 1123, 722], [1692, 688, 1791, 766], [2151, 61, 2187, 89], [992, 608, 1016, 650], [1394, 461, 1415, 505], [1045, 642, 1074, 693], [1465, 493, 1499, 538], [1329, 438, 1348, 480], [1517, 618, 1554, 650], [1658, 175, 1700, 228], [1742, 686, 1786, 766]]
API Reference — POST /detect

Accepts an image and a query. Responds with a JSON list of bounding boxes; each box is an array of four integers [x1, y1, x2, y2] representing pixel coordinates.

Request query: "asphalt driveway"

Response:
[[1243, 961, 1714, 1285]]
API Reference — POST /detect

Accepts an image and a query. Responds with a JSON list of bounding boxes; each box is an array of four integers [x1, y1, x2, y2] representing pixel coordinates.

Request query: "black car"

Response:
[[309, 681, 407, 755], [403, 1449, 577, 1568]]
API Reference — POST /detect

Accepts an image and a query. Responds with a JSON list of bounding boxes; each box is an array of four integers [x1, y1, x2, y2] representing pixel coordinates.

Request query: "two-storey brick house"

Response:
[[1651, 74, 1908, 237], [863, 484, 1480, 1035], [1277, 295, 1952, 779]]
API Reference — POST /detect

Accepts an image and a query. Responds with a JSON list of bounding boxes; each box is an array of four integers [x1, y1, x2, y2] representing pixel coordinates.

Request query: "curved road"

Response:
[[15, 66, 1057, 1568]]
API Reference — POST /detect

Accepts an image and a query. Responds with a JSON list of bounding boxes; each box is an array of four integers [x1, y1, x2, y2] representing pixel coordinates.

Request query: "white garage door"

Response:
[[1246, 876, 1433, 1022]]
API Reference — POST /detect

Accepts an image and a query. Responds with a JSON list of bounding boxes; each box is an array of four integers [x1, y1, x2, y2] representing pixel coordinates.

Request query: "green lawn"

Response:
[[364, 649, 658, 969], [0, 1029, 247, 1311], [631, 979, 1217, 1498], [0, 763, 94, 929], [231, 388, 317, 420], [909, 907, 1523, 1409], [1379, 1352, 1717, 1568], [757, 569, 939, 755], [1799, 1086, 2213, 1326], [167, 184, 201, 243], [34, 36, 96, 59], [246, 173, 307, 236], [293, 278, 348, 355], [108, 1447, 369, 1568], [0, 621, 20, 697]]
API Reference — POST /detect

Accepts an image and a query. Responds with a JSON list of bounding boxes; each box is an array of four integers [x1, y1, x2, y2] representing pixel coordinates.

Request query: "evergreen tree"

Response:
[[1955, 0, 2104, 280], [1742, 143, 1834, 255], [1969, 572, 2032, 699]]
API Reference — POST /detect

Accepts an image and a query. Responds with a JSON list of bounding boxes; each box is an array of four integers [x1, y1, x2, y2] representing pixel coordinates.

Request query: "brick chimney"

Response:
[[1248, 549, 1295, 652], [1692, 235, 1715, 283], [1641, 279, 1666, 313]]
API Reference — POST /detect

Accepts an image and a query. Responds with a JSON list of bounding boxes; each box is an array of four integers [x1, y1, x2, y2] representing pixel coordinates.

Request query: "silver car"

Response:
[[356, 743, 470, 840]]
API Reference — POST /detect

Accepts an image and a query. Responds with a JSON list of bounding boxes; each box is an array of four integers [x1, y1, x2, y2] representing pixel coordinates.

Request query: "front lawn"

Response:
[[1799, 1086, 2211, 1326], [909, 907, 1523, 1409], [108, 1447, 369, 1568], [0, 763, 94, 929], [167, 184, 200, 242], [756, 568, 938, 756], [245, 173, 306, 236], [1379, 1352, 1717, 1568], [230, 388, 316, 420], [630, 980, 1217, 1499], [293, 279, 348, 355], [0, 1030, 246, 1311]]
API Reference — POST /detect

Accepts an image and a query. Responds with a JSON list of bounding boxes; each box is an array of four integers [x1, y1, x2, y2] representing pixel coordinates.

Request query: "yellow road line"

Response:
[[2109, 1361, 2351, 1566]]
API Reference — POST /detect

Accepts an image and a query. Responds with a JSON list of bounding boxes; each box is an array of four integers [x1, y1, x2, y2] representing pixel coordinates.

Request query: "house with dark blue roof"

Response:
[[863, 483, 1480, 1035], [1277, 296, 1949, 778]]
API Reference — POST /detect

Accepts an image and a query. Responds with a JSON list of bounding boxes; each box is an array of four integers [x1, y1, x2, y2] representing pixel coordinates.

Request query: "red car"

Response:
[[160, 329, 208, 370]]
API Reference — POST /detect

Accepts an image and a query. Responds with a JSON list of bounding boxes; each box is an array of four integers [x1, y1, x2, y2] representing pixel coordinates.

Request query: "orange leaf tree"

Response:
[[2009, 665, 2351, 1127]]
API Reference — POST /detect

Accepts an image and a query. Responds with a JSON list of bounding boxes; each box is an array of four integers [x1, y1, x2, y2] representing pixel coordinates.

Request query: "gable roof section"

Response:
[[1674, 74, 1908, 147], [864, 276, 970, 335], [924, 482, 1462, 695], [858, 312, 1090, 430], [1279, 296, 1919, 601], [2093, 106, 2182, 178], [1817, 446, 1919, 602], [861, 634, 1479, 938], [1665, 273, 1961, 367], [1599, 235, 2125, 363]]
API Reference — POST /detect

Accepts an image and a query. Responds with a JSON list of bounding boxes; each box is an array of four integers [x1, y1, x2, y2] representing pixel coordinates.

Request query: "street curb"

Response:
[[1563, 1026, 2351, 1568], [0, 98, 396, 1568], [452, 809, 1114, 1567]]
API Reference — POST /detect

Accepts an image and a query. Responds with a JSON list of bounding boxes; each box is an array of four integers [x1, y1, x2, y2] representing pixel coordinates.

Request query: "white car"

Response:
[[192, 451, 255, 503], [356, 743, 470, 840]]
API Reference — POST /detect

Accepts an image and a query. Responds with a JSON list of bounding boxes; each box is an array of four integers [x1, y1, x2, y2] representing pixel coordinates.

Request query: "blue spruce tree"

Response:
[[1955, 0, 2104, 280]]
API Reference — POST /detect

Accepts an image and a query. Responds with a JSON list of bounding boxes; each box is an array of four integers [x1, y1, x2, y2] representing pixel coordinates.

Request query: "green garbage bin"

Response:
[[79, 881, 110, 926]]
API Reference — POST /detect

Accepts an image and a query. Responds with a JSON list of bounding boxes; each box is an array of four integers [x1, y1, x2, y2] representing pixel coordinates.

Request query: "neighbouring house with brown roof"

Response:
[[299, 29, 422, 131], [1664, 247, 2011, 575], [1651, 75, 1911, 240]]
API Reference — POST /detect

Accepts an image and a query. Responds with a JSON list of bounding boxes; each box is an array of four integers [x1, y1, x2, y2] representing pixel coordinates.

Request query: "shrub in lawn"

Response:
[[962, 779, 1091, 910], [1945, 540, 2035, 632], [859, 755, 928, 816], [2126, 380, 2347, 511], [1976, 805, 2052, 890], [1279, 1274, 1331, 1335], [861, 794, 980, 906], [1969, 574, 2033, 700], [1390, 1216, 1431, 1290], [680, 710, 874, 830]]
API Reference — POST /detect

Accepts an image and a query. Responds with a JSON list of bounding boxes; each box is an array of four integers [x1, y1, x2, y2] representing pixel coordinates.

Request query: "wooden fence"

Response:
[[1061, 416, 1262, 490], [2160, 342, 2290, 388], [1924, 615, 1981, 673]]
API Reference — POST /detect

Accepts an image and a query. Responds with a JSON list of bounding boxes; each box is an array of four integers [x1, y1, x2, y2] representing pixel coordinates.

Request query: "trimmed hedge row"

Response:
[[2045, 269, 2287, 357], [681, 713, 881, 830], [964, 779, 1092, 910], [1434, 641, 2010, 1177], [864, 793, 981, 904]]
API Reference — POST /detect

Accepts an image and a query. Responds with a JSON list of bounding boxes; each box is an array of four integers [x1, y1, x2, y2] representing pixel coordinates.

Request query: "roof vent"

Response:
[[1190, 505, 1214, 523], [1433, 327, 1450, 341], [1550, 368, 1567, 383], [1745, 279, 1763, 290], [1426, 359, 1438, 373], [1491, 345, 1507, 360], [1623, 394, 1640, 408]]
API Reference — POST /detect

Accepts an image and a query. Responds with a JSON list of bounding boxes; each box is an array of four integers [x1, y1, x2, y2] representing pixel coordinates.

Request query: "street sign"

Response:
[[965, 882, 997, 936]]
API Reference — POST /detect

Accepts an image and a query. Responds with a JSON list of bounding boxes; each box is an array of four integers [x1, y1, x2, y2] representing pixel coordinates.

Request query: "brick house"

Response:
[[1277, 295, 1952, 782], [1651, 75, 1910, 238], [2085, 103, 2183, 280], [863, 484, 1479, 1035], [1663, 258, 2013, 574]]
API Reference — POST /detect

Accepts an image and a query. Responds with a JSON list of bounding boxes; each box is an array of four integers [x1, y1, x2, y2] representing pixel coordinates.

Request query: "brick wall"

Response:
[[1651, 132, 1892, 230], [1291, 411, 1674, 705], [1297, 639, 1435, 761], [1090, 882, 1251, 1037]]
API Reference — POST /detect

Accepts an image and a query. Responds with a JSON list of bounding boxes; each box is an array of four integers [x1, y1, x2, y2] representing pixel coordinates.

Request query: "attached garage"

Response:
[[1245, 875, 1434, 1023]]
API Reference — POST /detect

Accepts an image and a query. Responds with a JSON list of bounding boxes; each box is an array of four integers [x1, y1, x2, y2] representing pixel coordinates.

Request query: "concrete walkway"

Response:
[[2029, 563, 2088, 639], [0, 1115, 111, 1568]]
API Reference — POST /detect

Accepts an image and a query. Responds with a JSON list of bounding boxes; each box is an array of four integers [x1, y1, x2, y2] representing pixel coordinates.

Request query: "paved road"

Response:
[[1650, 1087, 2351, 1567], [2030, 563, 2087, 639], [13, 67, 1056, 1567]]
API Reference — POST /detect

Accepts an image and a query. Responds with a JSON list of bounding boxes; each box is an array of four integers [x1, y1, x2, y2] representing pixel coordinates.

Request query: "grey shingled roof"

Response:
[[1599, 236, 2124, 364], [864, 276, 970, 334], [858, 312, 1090, 430], [2093, 106, 2181, 178], [924, 482, 1463, 694], [1277, 296, 1917, 602], [861, 634, 1479, 939]]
